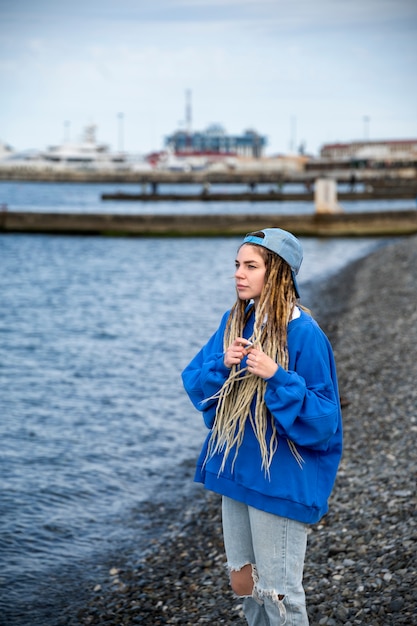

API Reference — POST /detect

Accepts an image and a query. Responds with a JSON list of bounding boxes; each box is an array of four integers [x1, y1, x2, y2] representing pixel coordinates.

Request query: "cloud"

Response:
[[0, 0, 416, 153]]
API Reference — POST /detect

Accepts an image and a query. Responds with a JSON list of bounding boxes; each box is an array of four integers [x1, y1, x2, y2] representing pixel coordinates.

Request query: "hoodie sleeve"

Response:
[[181, 312, 231, 428], [264, 316, 341, 450]]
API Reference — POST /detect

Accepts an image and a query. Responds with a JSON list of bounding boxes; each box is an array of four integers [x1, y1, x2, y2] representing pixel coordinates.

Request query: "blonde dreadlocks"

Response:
[[205, 241, 302, 476]]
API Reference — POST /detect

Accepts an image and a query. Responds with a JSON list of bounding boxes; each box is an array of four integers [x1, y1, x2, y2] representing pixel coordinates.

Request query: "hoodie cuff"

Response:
[[266, 364, 291, 387]]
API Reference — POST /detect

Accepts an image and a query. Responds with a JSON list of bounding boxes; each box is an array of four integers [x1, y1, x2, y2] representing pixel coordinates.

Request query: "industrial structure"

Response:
[[165, 124, 267, 158], [163, 88, 266, 158]]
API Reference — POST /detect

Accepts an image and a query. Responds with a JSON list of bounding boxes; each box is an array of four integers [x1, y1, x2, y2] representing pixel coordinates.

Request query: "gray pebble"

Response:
[[66, 236, 417, 625]]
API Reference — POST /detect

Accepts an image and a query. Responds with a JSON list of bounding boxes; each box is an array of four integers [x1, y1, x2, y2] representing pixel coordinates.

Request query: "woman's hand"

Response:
[[224, 337, 253, 369], [246, 348, 278, 380]]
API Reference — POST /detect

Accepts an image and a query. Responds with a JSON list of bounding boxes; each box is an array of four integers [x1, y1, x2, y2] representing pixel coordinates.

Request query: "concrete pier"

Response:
[[100, 187, 417, 202], [0, 164, 416, 190], [2, 209, 417, 237]]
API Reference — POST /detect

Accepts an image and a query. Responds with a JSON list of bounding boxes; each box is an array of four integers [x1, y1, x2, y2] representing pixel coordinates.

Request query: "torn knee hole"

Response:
[[229, 563, 256, 597]]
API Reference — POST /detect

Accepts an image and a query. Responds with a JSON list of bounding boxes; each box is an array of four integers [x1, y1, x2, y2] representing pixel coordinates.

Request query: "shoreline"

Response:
[[16, 236, 417, 625], [70, 235, 416, 625]]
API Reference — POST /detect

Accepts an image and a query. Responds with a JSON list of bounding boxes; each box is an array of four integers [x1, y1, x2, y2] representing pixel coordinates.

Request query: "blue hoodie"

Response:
[[181, 307, 343, 524]]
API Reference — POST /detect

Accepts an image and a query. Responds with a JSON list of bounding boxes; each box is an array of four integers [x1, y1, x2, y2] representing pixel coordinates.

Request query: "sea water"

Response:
[[0, 181, 400, 623]]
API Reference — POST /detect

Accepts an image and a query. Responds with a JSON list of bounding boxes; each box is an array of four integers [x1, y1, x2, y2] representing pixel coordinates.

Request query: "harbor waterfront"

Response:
[[1, 180, 416, 238], [0, 181, 414, 624]]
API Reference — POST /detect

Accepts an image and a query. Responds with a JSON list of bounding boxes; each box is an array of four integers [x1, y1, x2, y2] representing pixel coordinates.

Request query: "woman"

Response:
[[182, 228, 342, 625]]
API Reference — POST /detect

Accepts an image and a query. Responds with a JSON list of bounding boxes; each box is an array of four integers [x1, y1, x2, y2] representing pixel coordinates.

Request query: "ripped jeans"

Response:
[[222, 496, 309, 626]]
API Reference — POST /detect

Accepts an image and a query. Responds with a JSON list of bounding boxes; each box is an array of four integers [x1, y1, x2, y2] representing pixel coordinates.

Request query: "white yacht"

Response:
[[0, 125, 154, 173], [38, 124, 126, 168]]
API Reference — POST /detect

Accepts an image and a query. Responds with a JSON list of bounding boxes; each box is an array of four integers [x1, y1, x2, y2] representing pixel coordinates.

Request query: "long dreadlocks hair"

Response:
[[205, 236, 304, 476]]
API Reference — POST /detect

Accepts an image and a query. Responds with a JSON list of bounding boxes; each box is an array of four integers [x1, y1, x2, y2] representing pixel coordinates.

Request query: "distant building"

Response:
[[320, 139, 417, 161], [165, 124, 267, 158]]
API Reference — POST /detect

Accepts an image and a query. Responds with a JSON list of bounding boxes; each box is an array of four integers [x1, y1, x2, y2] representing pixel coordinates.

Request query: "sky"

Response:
[[1, 0, 416, 157]]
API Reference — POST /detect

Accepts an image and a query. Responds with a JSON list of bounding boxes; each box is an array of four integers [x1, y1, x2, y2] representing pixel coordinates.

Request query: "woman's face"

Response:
[[234, 244, 266, 305]]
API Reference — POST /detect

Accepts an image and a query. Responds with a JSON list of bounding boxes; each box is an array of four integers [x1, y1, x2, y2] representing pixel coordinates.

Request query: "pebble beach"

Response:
[[67, 235, 416, 626]]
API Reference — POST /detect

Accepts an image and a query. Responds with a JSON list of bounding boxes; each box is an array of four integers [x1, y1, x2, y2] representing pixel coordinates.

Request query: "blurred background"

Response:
[[1, 0, 416, 158]]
